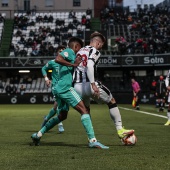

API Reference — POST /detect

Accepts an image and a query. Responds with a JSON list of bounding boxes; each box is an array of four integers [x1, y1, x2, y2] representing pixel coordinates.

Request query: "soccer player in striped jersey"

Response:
[[41, 45, 66, 133], [73, 32, 134, 139], [164, 70, 170, 126]]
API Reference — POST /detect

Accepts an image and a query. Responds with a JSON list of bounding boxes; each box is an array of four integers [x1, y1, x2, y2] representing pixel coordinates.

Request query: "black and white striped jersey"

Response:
[[165, 70, 170, 87], [73, 46, 101, 83]]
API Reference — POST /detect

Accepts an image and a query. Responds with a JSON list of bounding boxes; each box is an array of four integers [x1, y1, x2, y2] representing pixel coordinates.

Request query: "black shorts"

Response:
[[156, 93, 166, 99]]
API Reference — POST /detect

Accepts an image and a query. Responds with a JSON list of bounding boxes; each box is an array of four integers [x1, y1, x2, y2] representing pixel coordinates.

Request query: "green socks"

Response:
[[81, 114, 95, 140], [46, 108, 56, 120], [40, 116, 61, 134]]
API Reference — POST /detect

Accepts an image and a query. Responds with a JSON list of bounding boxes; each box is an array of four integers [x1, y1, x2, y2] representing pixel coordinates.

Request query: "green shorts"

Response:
[[54, 87, 82, 109], [56, 97, 69, 114]]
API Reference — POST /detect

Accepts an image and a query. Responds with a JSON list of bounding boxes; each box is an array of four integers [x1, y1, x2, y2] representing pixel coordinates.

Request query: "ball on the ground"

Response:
[[121, 134, 137, 146]]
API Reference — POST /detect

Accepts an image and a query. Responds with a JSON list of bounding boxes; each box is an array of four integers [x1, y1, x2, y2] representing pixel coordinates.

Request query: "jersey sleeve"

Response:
[[41, 60, 53, 76], [60, 49, 74, 63]]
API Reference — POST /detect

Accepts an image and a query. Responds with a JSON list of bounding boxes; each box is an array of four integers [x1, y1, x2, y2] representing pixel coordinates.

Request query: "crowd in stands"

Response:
[[10, 10, 91, 57], [100, 5, 170, 55], [0, 13, 5, 46]]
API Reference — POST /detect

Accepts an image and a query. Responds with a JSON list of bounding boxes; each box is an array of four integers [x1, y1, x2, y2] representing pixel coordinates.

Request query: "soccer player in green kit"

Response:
[[31, 37, 109, 149], [41, 45, 66, 133]]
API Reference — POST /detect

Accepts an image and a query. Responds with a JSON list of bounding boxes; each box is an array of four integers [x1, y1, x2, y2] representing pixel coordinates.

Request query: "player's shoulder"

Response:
[[47, 59, 56, 64], [61, 48, 74, 58]]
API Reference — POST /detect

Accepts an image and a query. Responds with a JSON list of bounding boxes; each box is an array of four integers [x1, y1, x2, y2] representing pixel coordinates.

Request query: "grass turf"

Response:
[[0, 104, 169, 170]]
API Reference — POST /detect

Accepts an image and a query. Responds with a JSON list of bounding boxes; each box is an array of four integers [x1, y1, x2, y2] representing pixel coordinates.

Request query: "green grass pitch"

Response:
[[0, 104, 169, 170]]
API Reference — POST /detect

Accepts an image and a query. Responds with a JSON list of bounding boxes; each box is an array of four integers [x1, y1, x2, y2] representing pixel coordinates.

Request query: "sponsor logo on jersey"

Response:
[[64, 52, 68, 57]]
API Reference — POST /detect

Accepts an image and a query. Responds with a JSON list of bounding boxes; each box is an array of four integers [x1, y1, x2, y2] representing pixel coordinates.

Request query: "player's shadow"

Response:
[[21, 130, 54, 133], [27, 141, 88, 148], [43, 142, 86, 148]]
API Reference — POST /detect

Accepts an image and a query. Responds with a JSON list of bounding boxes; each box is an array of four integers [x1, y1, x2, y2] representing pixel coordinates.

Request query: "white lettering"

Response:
[[99, 58, 117, 64], [144, 57, 164, 64]]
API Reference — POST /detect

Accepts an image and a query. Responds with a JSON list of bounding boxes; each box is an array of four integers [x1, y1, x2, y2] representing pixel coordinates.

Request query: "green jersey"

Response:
[[56, 48, 76, 93], [41, 59, 59, 87]]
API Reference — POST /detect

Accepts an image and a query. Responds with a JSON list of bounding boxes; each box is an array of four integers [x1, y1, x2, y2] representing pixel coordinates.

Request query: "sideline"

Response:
[[119, 107, 167, 119]]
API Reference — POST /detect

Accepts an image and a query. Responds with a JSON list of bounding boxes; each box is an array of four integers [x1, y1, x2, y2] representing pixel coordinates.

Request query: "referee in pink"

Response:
[[131, 78, 141, 110]]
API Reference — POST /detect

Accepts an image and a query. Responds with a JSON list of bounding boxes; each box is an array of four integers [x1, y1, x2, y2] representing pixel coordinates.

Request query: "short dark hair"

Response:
[[68, 37, 83, 48], [56, 45, 66, 53], [90, 32, 106, 43]]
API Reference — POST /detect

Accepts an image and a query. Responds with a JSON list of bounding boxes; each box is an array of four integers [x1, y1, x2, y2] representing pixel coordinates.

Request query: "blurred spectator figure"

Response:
[[14, 45, 20, 57], [150, 79, 158, 108], [85, 19, 91, 29], [19, 49, 27, 57], [11, 84, 17, 94], [27, 77, 32, 84], [69, 10, 75, 18], [77, 29, 83, 38], [135, 38, 143, 48], [20, 84, 26, 95], [10, 77, 14, 84], [5, 83, 12, 95], [115, 36, 126, 44], [13, 76, 20, 84], [86, 8, 92, 16], [142, 41, 148, 54], [150, 79, 157, 94], [81, 16, 86, 25], [31, 48, 39, 56], [0, 80, 4, 92]]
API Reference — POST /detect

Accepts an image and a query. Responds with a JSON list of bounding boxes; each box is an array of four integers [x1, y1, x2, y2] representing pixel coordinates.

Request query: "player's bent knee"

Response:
[[110, 98, 116, 103], [108, 102, 117, 109], [53, 102, 58, 110], [58, 111, 68, 121]]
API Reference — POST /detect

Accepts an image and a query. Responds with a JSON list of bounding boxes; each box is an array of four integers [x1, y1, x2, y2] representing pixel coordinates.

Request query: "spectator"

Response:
[[86, 8, 92, 16], [11, 84, 17, 94], [20, 84, 26, 95], [5, 83, 12, 95], [27, 77, 32, 84], [150, 79, 157, 94], [81, 16, 86, 25], [0, 80, 4, 92], [69, 10, 75, 18]]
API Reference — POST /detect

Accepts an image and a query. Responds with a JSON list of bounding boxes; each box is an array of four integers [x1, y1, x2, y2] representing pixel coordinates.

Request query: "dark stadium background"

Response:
[[0, 0, 169, 104]]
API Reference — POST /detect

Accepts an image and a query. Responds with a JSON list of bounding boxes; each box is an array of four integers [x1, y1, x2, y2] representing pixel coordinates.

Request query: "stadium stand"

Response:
[[10, 11, 91, 57], [100, 5, 170, 55], [0, 13, 5, 47]]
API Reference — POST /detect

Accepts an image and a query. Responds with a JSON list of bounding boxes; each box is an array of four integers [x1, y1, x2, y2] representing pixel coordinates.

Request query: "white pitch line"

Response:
[[119, 107, 167, 119]]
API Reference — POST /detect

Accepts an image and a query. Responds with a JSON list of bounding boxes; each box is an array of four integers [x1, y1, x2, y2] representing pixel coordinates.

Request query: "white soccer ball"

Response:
[[121, 134, 137, 146]]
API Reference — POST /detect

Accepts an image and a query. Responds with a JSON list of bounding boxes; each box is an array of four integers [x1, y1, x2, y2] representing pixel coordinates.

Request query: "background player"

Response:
[[31, 37, 109, 149], [41, 45, 66, 133], [164, 70, 170, 126], [73, 32, 134, 139], [155, 75, 167, 112]]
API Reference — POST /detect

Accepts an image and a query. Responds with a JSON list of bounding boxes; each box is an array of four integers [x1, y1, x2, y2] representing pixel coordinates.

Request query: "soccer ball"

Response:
[[121, 134, 137, 146]]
